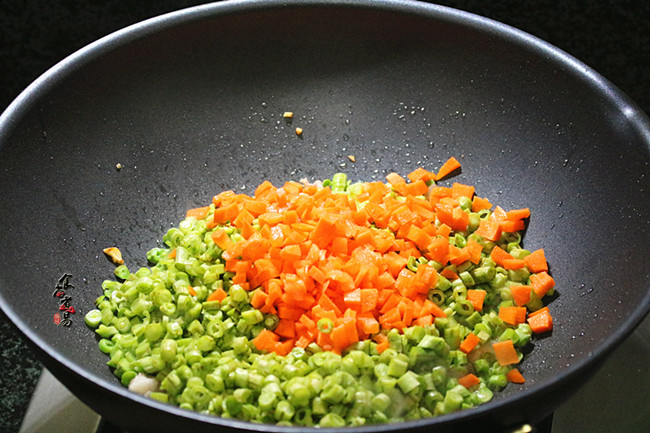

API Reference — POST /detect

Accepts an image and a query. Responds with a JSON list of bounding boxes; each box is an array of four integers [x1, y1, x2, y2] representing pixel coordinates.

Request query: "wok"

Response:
[[0, 0, 649, 432]]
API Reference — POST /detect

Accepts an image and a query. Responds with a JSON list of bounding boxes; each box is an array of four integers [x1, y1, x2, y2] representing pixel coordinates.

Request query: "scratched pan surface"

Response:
[[0, 1, 649, 432]]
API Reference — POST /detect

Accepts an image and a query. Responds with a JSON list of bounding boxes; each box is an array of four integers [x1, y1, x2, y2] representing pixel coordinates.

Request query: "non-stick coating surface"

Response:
[[1, 1, 649, 432]]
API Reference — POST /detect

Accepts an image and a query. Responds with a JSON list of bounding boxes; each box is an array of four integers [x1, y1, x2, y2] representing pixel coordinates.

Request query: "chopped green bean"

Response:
[[84, 309, 102, 328]]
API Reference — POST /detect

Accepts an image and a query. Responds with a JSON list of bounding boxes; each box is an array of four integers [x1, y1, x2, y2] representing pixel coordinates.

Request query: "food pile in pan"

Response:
[[87, 157, 555, 427]]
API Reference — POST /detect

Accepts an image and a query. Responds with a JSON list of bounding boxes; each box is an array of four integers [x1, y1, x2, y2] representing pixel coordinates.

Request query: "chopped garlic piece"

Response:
[[103, 247, 124, 265], [128, 373, 159, 395]]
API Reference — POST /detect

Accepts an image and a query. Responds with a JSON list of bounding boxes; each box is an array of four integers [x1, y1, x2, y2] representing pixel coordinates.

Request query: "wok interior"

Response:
[[0, 2, 648, 430]]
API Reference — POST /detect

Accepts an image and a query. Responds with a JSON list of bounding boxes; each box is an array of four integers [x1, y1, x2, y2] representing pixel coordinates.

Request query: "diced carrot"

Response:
[[211, 228, 232, 250], [329, 236, 348, 256], [380, 307, 401, 325], [437, 223, 452, 238], [318, 293, 342, 316], [244, 199, 267, 217], [275, 319, 296, 338], [330, 324, 351, 353], [440, 267, 459, 281], [500, 219, 526, 233], [414, 263, 438, 290], [411, 202, 435, 222], [254, 258, 280, 283], [297, 314, 316, 331], [434, 203, 455, 229], [409, 180, 431, 196], [451, 206, 470, 231], [406, 225, 433, 250], [186, 206, 210, 220], [492, 206, 508, 222], [530, 271, 555, 298], [490, 245, 514, 267], [414, 315, 433, 326], [501, 258, 527, 270], [386, 172, 406, 185], [212, 202, 240, 224], [435, 157, 461, 180], [427, 236, 449, 265], [384, 252, 408, 277], [259, 212, 285, 227], [221, 242, 243, 262], [395, 269, 416, 297], [310, 214, 336, 248], [448, 244, 470, 265], [376, 339, 390, 354], [232, 208, 254, 231], [407, 167, 436, 183], [252, 329, 280, 353], [451, 182, 475, 199], [274, 338, 296, 356], [510, 285, 531, 307], [308, 265, 327, 284], [265, 279, 283, 306], [499, 306, 527, 326], [420, 299, 447, 318], [524, 249, 548, 273], [207, 287, 228, 303], [211, 190, 231, 207], [459, 333, 480, 354], [372, 230, 395, 253], [458, 373, 481, 388], [506, 208, 531, 221], [232, 260, 251, 275], [465, 239, 483, 264], [242, 238, 271, 261], [471, 196, 492, 212], [429, 187, 453, 208], [342, 315, 359, 344], [283, 181, 303, 196], [277, 305, 304, 321], [280, 244, 302, 263], [466, 289, 486, 312], [358, 314, 380, 334], [296, 332, 315, 348], [528, 306, 550, 318], [344, 288, 362, 311], [528, 308, 553, 333], [254, 180, 275, 199], [474, 219, 502, 241], [400, 299, 416, 326], [360, 288, 379, 313], [249, 290, 268, 309], [506, 368, 526, 384], [363, 203, 388, 228], [493, 340, 520, 366]]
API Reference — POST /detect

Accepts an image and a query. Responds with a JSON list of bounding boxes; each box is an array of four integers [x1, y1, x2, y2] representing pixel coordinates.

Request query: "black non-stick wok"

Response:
[[1, 1, 649, 432]]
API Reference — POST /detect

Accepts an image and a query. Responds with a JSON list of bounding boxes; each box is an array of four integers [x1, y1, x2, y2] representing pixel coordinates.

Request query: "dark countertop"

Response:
[[0, 1, 648, 432]]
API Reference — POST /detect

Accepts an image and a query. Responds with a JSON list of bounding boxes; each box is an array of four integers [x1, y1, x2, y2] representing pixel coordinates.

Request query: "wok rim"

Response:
[[1, 0, 649, 430]]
